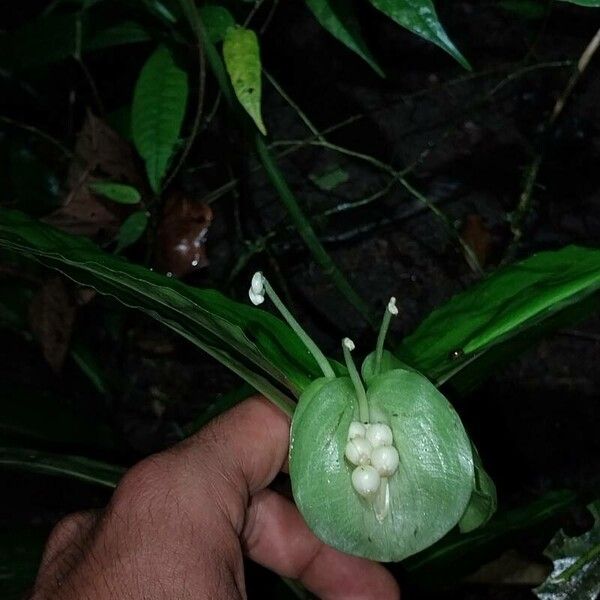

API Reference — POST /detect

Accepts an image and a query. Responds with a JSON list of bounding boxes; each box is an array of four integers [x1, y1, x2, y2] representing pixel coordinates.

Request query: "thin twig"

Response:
[[503, 28, 600, 263]]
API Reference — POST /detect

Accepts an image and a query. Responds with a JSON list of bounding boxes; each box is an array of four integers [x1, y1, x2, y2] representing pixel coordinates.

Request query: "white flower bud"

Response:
[[371, 445, 400, 477], [345, 437, 372, 466], [251, 272, 265, 295], [343, 337, 355, 351], [366, 423, 393, 448], [351, 465, 381, 498], [248, 288, 264, 305], [387, 297, 398, 316], [348, 421, 366, 440]]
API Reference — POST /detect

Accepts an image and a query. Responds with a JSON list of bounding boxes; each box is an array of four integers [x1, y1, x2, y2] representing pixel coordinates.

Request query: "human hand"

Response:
[[31, 396, 400, 599]]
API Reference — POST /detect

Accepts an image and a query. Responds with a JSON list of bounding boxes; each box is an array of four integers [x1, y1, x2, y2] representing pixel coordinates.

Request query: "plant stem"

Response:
[[374, 303, 394, 376], [263, 278, 335, 378], [342, 340, 369, 423], [255, 136, 377, 326], [189, 5, 376, 327]]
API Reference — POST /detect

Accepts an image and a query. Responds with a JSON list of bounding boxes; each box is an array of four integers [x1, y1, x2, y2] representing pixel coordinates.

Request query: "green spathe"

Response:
[[289, 365, 474, 562]]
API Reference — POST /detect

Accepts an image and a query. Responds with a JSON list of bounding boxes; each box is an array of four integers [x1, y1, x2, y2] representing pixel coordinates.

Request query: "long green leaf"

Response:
[[305, 0, 384, 76], [397, 246, 600, 385], [223, 27, 267, 135], [132, 45, 188, 193], [0, 209, 322, 400], [367, 0, 470, 69], [0, 447, 124, 488]]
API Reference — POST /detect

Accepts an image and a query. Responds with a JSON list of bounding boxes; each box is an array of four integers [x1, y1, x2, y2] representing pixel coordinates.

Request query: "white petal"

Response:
[[371, 445, 400, 477], [345, 437, 372, 466], [348, 421, 366, 440], [248, 289, 264, 306], [366, 423, 393, 448], [351, 465, 381, 498], [251, 271, 265, 295], [343, 337, 355, 351]]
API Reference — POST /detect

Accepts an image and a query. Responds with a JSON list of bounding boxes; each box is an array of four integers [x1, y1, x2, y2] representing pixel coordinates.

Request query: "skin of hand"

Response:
[[30, 396, 400, 600]]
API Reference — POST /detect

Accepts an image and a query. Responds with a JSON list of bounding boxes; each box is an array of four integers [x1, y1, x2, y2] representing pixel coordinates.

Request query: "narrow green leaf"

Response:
[[223, 27, 267, 135], [0, 447, 124, 488], [132, 45, 188, 193], [0, 209, 322, 399], [89, 181, 141, 205], [535, 500, 600, 600], [305, 0, 385, 76], [397, 246, 600, 385], [367, 0, 470, 69], [115, 211, 149, 253], [200, 5, 235, 44]]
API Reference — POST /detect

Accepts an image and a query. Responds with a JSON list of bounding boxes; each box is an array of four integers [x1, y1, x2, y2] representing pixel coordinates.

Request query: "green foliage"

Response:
[[88, 181, 141, 204], [0, 447, 124, 488], [223, 27, 267, 135], [367, 0, 470, 69], [114, 210, 149, 253], [459, 445, 497, 533], [200, 4, 235, 43], [305, 0, 385, 76], [290, 369, 474, 561], [0, 209, 321, 399], [397, 246, 600, 385], [132, 45, 189, 193], [535, 500, 600, 600]]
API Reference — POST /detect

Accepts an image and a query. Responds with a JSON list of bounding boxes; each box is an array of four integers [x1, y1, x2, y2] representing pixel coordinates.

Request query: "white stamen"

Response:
[[343, 337, 355, 351], [351, 465, 381, 498], [251, 271, 265, 295], [348, 421, 366, 440], [248, 289, 264, 305], [366, 423, 393, 448], [387, 297, 398, 316], [371, 445, 400, 477], [345, 437, 373, 466]]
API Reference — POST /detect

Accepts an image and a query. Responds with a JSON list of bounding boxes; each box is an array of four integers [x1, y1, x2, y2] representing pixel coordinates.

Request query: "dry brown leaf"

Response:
[[461, 214, 492, 267], [29, 276, 77, 373], [44, 111, 146, 238], [155, 192, 213, 278]]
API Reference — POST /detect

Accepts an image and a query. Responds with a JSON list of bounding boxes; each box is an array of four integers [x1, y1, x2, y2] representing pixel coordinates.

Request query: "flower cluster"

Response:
[[345, 421, 400, 498]]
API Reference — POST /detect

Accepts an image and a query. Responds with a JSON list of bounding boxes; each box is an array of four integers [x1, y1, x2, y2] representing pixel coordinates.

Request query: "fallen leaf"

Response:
[[155, 192, 213, 277], [29, 276, 77, 373], [44, 111, 146, 238], [461, 214, 492, 267]]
